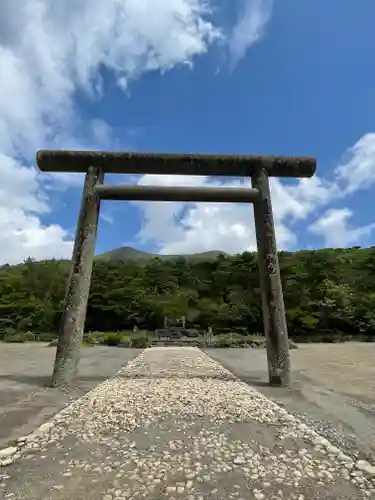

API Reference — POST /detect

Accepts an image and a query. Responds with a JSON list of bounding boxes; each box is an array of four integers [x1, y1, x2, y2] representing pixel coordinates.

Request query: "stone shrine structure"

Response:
[[36, 150, 317, 388]]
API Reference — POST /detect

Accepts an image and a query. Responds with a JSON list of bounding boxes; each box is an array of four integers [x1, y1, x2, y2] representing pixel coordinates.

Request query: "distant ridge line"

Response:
[[96, 246, 229, 262]]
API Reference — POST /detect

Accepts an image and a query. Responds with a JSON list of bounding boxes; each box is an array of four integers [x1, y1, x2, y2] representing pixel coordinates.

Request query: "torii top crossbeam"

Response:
[[36, 150, 316, 178]]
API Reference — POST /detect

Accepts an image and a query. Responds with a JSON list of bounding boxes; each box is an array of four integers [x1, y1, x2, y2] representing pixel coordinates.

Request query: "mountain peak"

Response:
[[96, 246, 228, 262]]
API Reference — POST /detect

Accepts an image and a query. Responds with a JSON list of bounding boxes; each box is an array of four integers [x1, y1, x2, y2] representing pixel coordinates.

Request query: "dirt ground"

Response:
[[207, 343, 375, 398], [0, 344, 141, 449], [0, 342, 375, 461], [205, 343, 375, 462]]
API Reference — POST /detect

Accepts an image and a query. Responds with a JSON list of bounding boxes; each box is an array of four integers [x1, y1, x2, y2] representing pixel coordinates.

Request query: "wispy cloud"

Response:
[[100, 212, 115, 225], [228, 0, 273, 69], [334, 133, 375, 194], [309, 208, 375, 248]]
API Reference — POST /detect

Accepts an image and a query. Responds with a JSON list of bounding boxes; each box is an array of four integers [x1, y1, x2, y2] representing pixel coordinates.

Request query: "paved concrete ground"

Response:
[[1, 347, 375, 499], [0, 344, 141, 449]]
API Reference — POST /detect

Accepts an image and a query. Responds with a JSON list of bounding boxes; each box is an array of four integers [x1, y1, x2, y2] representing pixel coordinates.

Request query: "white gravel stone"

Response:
[[38, 422, 54, 433], [0, 448, 17, 459], [0, 459, 13, 467], [254, 492, 265, 500], [356, 460, 375, 477]]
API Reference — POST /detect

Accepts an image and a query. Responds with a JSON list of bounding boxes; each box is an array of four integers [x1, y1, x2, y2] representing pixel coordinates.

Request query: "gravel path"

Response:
[[1, 347, 375, 499]]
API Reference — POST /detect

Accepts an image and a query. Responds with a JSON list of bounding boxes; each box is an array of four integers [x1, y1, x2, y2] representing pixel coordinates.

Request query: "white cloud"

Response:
[[0, 208, 73, 265], [308, 208, 375, 248], [135, 173, 336, 254], [135, 173, 257, 255], [0, 0, 222, 264], [135, 174, 210, 248], [334, 133, 375, 194], [0, 155, 73, 264], [228, 0, 273, 68], [0, 155, 46, 213], [159, 202, 256, 255]]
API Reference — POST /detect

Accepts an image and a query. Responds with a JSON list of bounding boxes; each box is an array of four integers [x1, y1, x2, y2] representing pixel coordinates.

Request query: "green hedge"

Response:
[[130, 333, 150, 348], [84, 330, 151, 348]]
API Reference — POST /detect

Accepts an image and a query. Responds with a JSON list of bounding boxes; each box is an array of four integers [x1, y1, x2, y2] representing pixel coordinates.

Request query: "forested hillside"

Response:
[[97, 246, 227, 262], [1, 246, 375, 342]]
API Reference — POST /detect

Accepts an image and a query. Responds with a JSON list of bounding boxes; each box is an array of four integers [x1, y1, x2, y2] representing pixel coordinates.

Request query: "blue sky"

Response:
[[1, 0, 375, 264]]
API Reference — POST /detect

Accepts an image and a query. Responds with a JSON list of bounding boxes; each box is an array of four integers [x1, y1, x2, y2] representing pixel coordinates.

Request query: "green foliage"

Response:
[[35, 332, 57, 342], [5, 332, 36, 343], [0, 326, 16, 341], [84, 331, 104, 345], [0, 247, 375, 344], [102, 333, 124, 346], [131, 333, 150, 348], [213, 335, 238, 348], [118, 337, 132, 347], [211, 333, 258, 348], [84, 331, 134, 346]]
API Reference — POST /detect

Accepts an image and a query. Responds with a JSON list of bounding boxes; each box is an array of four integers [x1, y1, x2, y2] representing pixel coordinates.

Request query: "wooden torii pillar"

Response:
[[36, 150, 316, 388]]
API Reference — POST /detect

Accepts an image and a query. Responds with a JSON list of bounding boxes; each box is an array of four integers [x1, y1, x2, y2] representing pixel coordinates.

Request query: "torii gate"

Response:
[[36, 150, 316, 388]]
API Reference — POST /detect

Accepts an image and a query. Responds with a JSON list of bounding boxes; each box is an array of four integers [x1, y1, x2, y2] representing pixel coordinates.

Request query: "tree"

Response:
[[0, 246, 374, 341]]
